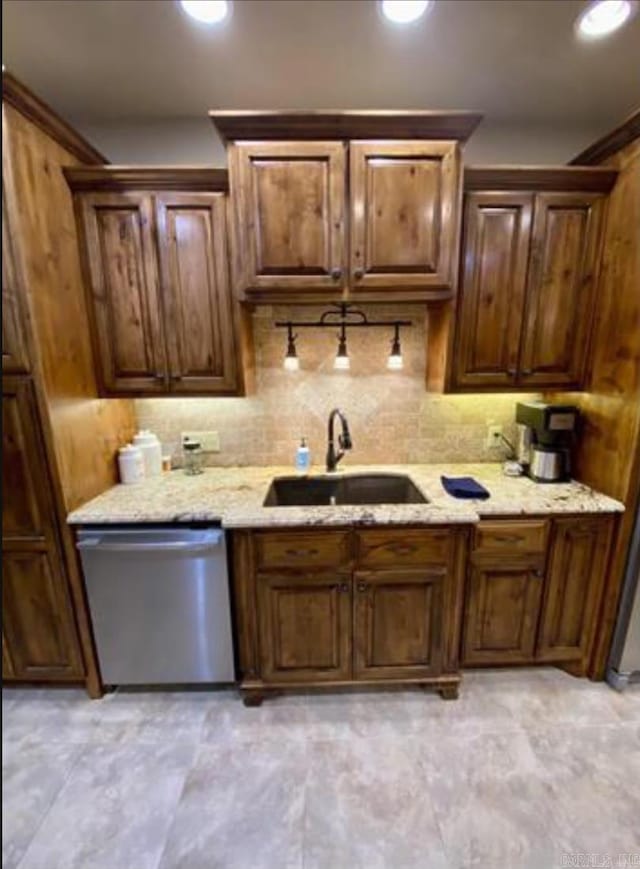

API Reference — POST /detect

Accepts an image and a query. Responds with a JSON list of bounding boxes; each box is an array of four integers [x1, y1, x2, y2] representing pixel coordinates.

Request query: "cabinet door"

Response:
[[77, 192, 167, 393], [155, 193, 238, 394], [353, 569, 444, 679], [452, 193, 533, 389], [2, 187, 30, 373], [257, 572, 352, 682], [2, 549, 83, 680], [2, 378, 83, 680], [519, 193, 604, 388], [231, 141, 347, 296], [462, 561, 544, 665], [349, 140, 460, 295], [537, 518, 613, 664]]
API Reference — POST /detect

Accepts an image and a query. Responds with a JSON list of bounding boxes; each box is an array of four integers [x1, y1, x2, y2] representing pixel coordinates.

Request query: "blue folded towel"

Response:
[[441, 476, 490, 500]]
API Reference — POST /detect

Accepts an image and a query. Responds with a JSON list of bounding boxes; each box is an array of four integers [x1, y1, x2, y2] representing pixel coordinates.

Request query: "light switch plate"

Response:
[[181, 431, 220, 452]]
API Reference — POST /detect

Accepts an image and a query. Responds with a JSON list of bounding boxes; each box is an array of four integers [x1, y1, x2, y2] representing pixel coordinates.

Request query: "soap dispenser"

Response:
[[295, 437, 310, 474]]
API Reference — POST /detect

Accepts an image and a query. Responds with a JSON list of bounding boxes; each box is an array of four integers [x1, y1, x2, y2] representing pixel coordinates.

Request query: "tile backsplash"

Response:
[[135, 304, 539, 468]]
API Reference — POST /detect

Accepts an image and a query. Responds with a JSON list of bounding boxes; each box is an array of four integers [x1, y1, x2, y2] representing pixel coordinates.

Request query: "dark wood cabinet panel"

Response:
[[2, 187, 30, 373], [353, 569, 444, 679], [257, 572, 352, 682], [452, 193, 533, 389], [230, 141, 347, 297], [462, 561, 544, 665], [519, 193, 604, 388], [78, 192, 167, 393], [537, 517, 613, 665], [155, 192, 238, 394], [2, 379, 55, 542], [2, 377, 83, 682], [349, 140, 460, 296], [2, 549, 84, 679]]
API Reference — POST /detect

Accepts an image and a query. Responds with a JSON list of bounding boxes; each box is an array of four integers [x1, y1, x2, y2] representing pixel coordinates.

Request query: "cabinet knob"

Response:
[[170, 374, 183, 381], [507, 368, 517, 377], [357, 582, 368, 592], [331, 268, 342, 281], [339, 583, 350, 593], [353, 268, 364, 279], [533, 570, 544, 578], [522, 369, 532, 376]]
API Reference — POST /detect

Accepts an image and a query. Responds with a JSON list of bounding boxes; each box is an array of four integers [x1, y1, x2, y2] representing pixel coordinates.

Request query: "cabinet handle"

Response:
[[154, 373, 165, 380], [522, 369, 532, 376], [533, 570, 544, 578], [285, 548, 319, 558], [507, 368, 517, 377], [170, 374, 183, 381], [339, 583, 350, 593], [357, 582, 368, 592], [331, 268, 342, 281], [353, 268, 364, 279]]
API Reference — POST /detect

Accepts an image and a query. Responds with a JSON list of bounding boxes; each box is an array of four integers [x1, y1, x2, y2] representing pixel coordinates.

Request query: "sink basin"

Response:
[[263, 473, 428, 507]]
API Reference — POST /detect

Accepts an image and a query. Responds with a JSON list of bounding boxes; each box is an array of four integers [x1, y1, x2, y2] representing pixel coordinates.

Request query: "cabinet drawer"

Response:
[[255, 531, 351, 570], [473, 520, 548, 556], [355, 529, 451, 568]]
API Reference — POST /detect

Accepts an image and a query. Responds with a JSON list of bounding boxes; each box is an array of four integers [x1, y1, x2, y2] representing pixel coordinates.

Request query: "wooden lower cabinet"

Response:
[[2, 377, 84, 682], [461, 516, 614, 672], [353, 569, 444, 679], [462, 560, 544, 665], [233, 527, 468, 703], [257, 572, 352, 682]]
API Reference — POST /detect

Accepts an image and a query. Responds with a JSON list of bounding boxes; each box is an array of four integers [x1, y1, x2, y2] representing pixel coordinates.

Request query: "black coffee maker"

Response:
[[515, 402, 579, 482]]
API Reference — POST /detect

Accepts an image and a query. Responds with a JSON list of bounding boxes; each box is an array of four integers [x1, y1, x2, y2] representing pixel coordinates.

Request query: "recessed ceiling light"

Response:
[[381, 0, 432, 25], [576, 0, 637, 38], [180, 0, 229, 25]]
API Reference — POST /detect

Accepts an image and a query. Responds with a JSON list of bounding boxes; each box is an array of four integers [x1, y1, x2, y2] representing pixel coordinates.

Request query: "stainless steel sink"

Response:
[[263, 473, 428, 507]]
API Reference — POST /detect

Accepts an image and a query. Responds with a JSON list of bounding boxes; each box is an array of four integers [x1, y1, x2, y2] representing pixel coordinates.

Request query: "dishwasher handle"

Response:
[[77, 531, 224, 554]]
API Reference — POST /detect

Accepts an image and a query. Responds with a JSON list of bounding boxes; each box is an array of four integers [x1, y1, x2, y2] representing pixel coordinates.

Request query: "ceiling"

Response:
[[3, 0, 640, 156]]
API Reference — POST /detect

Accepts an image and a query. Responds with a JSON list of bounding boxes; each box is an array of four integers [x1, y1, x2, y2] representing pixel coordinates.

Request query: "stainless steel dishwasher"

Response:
[[77, 527, 235, 685]]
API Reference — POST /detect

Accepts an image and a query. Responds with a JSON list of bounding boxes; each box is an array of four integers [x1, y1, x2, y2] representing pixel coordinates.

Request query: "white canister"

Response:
[[118, 444, 145, 484], [132, 430, 163, 478]]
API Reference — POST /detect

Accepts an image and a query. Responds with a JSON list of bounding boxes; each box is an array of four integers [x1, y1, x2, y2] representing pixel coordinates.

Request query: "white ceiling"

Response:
[[3, 0, 640, 162]]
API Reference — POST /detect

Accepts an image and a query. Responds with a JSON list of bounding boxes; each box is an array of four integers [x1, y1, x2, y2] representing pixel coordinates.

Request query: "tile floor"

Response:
[[2, 668, 639, 869]]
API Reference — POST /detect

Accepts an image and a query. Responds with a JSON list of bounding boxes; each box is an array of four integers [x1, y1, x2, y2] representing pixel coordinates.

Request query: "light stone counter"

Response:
[[67, 463, 624, 528]]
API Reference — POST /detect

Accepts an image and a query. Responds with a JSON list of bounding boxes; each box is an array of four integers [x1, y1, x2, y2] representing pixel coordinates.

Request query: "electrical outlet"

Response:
[[181, 431, 220, 452], [486, 424, 503, 450]]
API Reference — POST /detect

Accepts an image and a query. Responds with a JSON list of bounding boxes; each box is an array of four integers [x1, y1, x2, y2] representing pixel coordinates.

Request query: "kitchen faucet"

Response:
[[326, 408, 352, 472]]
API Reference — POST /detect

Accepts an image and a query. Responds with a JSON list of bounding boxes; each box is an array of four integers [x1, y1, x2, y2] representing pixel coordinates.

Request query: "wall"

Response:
[[78, 117, 603, 167], [136, 304, 537, 468]]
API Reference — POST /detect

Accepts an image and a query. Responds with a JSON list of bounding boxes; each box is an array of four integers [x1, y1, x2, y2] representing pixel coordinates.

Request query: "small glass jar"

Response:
[[183, 441, 204, 476]]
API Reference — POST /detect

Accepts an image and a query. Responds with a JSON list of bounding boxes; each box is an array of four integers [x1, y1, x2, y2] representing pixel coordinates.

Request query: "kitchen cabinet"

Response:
[[213, 111, 481, 302], [537, 517, 613, 663], [461, 515, 614, 673], [2, 187, 30, 373], [353, 568, 444, 679], [462, 561, 544, 664], [447, 168, 616, 392], [349, 141, 460, 296], [257, 571, 352, 682], [232, 525, 469, 703], [67, 168, 248, 397], [2, 377, 84, 681], [229, 141, 347, 296]]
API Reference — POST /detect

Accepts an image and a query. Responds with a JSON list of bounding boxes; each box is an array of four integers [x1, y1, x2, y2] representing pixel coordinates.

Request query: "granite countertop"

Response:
[[67, 463, 624, 528]]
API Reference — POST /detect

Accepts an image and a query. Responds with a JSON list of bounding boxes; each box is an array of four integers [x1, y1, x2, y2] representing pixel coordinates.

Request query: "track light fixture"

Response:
[[276, 303, 411, 373]]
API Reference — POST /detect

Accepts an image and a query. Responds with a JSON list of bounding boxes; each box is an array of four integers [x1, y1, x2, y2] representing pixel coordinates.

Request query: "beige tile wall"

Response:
[[135, 304, 539, 468]]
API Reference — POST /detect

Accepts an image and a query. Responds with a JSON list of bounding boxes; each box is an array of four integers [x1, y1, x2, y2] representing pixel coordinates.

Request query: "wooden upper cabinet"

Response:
[[452, 192, 533, 389], [229, 141, 347, 298], [349, 141, 460, 297], [78, 192, 167, 394], [155, 192, 238, 394], [519, 193, 604, 388], [444, 167, 617, 393], [2, 187, 30, 373], [353, 568, 444, 679]]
